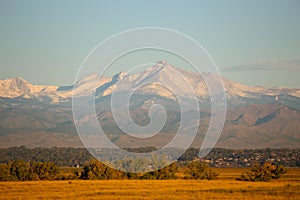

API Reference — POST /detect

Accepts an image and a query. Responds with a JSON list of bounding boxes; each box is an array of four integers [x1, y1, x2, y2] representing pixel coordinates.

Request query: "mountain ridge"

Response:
[[0, 61, 299, 148], [1, 61, 300, 103]]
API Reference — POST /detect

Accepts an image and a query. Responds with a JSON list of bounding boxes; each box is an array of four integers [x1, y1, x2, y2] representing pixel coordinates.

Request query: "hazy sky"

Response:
[[0, 0, 299, 87]]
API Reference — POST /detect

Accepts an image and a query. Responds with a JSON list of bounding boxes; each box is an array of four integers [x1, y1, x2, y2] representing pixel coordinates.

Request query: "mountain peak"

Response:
[[112, 71, 127, 82], [154, 60, 173, 69], [2, 76, 31, 87], [0, 77, 32, 98], [155, 60, 168, 65], [151, 60, 176, 72], [14, 76, 27, 82], [0, 76, 29, 85]]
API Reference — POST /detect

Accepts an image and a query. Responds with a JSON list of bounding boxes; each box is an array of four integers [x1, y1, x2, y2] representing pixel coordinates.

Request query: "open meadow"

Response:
[[0, 168, 299, 200]]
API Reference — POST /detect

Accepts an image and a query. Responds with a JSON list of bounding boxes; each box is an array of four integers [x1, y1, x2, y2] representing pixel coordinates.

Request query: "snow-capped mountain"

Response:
[[1, 61, 299, 105], [0, 77, 58, 98], [0, 61, 300, 148]]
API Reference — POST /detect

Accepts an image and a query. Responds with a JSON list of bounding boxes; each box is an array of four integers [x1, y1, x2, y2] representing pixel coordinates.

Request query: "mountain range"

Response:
[[0, 61, 299, 148]]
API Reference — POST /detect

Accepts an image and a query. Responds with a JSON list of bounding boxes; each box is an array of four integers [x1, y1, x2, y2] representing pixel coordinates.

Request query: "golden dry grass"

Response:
[[0, 168, 299, 200]]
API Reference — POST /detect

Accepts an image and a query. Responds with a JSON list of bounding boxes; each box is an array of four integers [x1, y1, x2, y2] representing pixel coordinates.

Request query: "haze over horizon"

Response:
[[0, 0, 299, 87]]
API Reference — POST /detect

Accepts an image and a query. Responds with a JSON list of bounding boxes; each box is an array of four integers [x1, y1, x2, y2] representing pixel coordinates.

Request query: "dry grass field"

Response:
[[0, 168, 299, 200]]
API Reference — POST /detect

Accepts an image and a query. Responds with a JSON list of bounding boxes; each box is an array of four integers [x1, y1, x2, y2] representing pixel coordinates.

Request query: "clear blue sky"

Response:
[[0, 0, 299, 87]]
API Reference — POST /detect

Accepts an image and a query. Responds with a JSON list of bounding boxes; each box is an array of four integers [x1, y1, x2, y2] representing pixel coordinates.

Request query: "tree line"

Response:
[[78, 159, 219, 180], [0, 146, 92, 166], [0, 161, 58, 181], [64, 159, 287, 182], [0, 159, 218, 181], [0, 159, 286, 182], [0, 146, 298, 167]]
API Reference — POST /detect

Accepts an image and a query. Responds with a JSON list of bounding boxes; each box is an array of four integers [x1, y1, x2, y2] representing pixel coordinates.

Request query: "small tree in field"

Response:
[[238, 162, 287, 182], [30, 162, 58, 180], [10, 160, 30, 181], [0, 164, 13, 181], [80, 159, 123, 180], [184, 161, 218, 180]]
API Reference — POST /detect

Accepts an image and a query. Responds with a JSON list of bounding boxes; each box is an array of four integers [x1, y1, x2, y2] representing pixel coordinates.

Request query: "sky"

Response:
[[0, 0, 299, 87]]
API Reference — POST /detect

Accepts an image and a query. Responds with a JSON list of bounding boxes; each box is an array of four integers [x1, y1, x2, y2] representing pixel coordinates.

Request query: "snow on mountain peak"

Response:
[[155, 60, 168, 65], [112, 71, 128, 82], [0, 77, 31, 98], [1, 61, 300, 101], [0, 77, 58, 99]]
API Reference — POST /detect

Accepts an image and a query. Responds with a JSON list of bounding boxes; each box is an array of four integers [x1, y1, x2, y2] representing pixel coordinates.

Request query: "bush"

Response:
[[238, 162, 287, 182], [140, 162, 178, 180], [184, 161, 218, 180]]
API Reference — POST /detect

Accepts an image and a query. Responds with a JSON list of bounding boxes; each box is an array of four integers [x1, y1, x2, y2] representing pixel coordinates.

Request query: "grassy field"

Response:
[[0, 168, 299, 200]]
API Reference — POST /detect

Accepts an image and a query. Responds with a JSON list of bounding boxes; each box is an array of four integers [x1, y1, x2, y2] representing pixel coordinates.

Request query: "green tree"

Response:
[[80, 159, 123, 180], [184, 161, 218, 180], [10, 160, 30, 181], [114, 157, 151, 172], [0, 164, 13, 181], [30, 162, 58, 180], [0, 161, 59, 181], [238, 162, 287, 182]]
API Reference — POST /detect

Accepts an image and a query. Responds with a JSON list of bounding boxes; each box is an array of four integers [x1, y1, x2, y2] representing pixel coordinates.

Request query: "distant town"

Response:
[[0, 146, 299, 168], [181, 148, 299, 168]]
